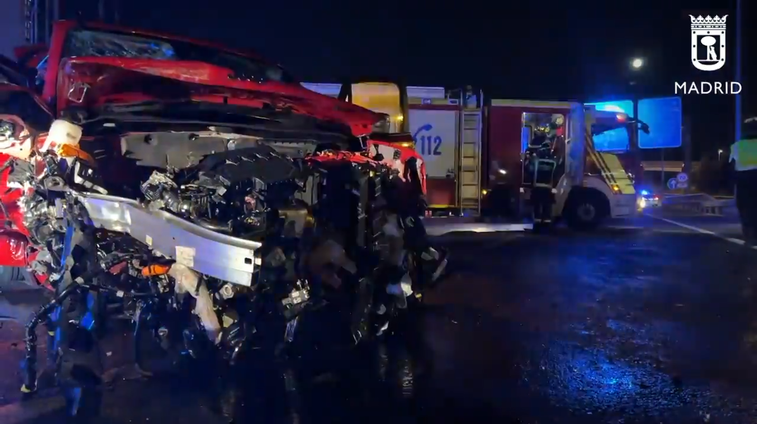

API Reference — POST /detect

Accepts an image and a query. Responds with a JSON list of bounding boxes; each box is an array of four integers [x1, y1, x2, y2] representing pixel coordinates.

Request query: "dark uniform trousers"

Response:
[[736, 169, 757, 245]]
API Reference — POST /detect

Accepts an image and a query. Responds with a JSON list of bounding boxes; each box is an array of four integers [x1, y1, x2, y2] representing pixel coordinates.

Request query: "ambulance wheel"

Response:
[[565, 190, 608, 230]]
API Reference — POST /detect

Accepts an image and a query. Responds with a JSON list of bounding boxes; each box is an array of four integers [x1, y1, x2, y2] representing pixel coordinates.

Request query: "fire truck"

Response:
[[302, 82, 645, 229]]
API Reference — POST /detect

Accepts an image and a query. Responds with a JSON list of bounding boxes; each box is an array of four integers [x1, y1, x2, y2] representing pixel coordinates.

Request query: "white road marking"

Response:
[[604, 224, 644, 230], [646, 214, 755, 249]]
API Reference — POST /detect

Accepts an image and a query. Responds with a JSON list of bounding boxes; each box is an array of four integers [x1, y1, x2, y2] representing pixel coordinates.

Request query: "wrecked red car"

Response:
[[2, 21, 442, 416], [0, 20, 426, 277]]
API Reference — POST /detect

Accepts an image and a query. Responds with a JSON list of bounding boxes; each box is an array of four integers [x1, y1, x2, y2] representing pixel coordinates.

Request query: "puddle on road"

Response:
[[528, 342, 705, 413]]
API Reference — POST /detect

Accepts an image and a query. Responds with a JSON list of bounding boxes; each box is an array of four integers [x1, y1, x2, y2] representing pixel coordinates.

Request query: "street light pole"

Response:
[[735, 0, 742, 142], [629, 57, 645, 186]]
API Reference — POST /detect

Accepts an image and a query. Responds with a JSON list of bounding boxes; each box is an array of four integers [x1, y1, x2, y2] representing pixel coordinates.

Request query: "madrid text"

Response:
[[674, 81, 742, 95]]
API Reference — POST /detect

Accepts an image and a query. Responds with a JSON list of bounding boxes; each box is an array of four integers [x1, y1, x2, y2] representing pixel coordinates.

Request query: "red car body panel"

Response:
[[0, 20, 391, 274], [0, 89, 52, 251], [56, 58, 379, 136], [0, 150, 49, 287], [45, 21, 382, 137], [13, 44, 48, 68], [0, 162, 29, 237], [0, 232, 30, 267]]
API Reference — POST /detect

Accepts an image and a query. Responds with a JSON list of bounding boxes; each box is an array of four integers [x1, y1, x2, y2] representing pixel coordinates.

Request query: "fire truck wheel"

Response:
[[565, 190, 609, 231]]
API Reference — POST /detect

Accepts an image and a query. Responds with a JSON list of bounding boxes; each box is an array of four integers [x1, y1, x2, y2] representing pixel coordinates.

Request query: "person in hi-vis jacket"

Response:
[[729, 116, 757, 245]]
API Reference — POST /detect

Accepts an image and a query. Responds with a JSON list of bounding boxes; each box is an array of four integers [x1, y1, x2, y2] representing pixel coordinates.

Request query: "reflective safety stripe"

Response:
[[585, 127, 614, 185], [735, 139, 757, 171], [584, 127, 636, 195], [598, 152, 636, 194]]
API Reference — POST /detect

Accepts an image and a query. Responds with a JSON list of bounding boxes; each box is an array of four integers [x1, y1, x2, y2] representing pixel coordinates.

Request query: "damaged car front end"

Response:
[[0, 20, 442, 419]]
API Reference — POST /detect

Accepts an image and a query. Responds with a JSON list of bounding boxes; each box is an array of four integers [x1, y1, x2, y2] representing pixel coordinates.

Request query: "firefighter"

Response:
[[729, 116, 757, 245], [398, 156, 448, 284], [371, 147, 447, 287], [530, 140, 557, 225], [523, 121, 559, 226], [378, 155, 447, 313]]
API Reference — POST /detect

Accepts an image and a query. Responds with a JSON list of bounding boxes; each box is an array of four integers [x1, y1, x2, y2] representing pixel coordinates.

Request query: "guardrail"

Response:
[[660, 193, 735, 216]]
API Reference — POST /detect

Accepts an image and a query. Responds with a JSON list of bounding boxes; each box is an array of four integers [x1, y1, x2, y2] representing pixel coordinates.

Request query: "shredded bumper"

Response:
[[74, 192, 261, 286]]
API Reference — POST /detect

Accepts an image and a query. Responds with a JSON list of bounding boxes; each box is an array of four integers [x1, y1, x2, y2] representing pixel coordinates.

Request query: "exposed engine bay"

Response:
[[0, 20, 445, 419], [13, 119, 444, 401]]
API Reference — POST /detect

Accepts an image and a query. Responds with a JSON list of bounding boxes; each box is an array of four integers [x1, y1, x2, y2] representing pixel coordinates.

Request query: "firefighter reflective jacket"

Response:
[[730, 139, 757, 172]]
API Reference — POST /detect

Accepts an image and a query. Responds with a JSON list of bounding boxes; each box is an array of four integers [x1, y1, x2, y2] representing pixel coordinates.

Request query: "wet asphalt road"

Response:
[[4, 215, 757, 423]]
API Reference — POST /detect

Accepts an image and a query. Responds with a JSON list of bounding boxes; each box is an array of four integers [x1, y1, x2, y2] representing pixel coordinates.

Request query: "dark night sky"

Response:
[[66, 0, 754, 158]]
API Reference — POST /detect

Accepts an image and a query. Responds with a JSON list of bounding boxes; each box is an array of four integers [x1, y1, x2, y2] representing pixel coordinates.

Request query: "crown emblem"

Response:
[[689, 15, 727, 30]]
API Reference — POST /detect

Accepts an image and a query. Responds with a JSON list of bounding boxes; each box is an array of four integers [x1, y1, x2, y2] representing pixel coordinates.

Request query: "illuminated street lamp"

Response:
[[628, 56, 646, 181], [718, 149, 724, 161]]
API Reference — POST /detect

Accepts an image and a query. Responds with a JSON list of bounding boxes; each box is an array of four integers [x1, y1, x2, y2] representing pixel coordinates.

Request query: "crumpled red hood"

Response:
[[57, 57, 382, 136]]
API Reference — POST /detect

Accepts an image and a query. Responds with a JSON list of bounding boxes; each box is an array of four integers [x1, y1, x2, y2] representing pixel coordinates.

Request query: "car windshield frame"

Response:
[[62, 28, 296, 84]]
